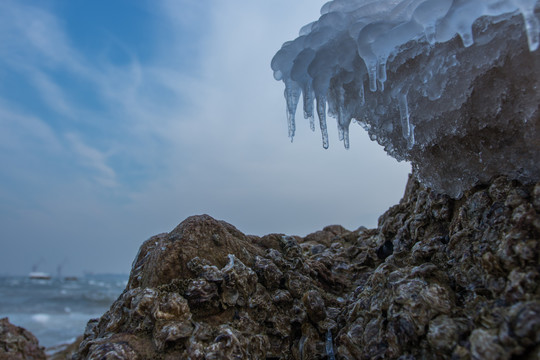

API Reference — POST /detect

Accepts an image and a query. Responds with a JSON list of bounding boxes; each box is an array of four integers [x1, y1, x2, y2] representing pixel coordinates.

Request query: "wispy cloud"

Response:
[[29, 71, 76, 118], [0, 0, 410, 275], [65, 133, 117, 188], [0, 1, 83, 72], [0, 102, 61, 152], [0, 0, 195, 188]]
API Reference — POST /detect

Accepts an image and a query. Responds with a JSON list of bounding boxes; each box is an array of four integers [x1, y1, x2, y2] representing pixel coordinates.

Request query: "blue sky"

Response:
[[0, 0, 410, 275]]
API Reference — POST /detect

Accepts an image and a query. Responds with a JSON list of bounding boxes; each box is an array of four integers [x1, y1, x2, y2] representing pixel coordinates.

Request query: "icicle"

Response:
[[378, 57, 387, 85], [286, 107, 296, 141], [302, 82, 315, 131], [457, 27, 474, 47], [273, 0, 540, 152], [343, 126, 350, 149], [368, 61, 378, 91], [336, 86, 346, 142], [520, 8, 539, 51], [398, 93, 409, 139], [398, 92, 414, 149], [407, 123, 415, 149], [358, 81, 365, 106], [316, 95, 329, 149], [424, 24, 437, 44], [284, 79, 301, 141], [413, 0, 453, 45], [378, 58, 387, 92]]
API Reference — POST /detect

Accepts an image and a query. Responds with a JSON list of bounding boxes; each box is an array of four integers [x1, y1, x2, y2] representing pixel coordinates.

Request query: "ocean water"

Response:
[[0, 274, 127, 350]]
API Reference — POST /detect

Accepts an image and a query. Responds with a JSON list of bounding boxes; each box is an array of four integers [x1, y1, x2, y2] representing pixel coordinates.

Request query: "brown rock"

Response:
[[127, 215, 264, 290], [0, 317, 46, 360], [74, 177, 540, 359]]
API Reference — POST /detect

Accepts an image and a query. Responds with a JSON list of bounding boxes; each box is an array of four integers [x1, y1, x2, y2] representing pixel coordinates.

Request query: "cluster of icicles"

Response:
[[271, 0, 540, 149]]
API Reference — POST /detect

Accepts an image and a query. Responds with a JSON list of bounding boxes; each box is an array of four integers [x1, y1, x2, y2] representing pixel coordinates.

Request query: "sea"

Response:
[[0, 274, 128, 353]]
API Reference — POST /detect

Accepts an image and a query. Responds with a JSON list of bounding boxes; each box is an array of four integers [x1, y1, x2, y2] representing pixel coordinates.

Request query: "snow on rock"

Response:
[[272, 0, 540, 198]]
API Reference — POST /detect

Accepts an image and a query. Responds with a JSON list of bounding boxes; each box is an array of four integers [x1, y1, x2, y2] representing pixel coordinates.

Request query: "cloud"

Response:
[[0, 0, 411, 275], [0, 0, 193, 181], [143, 0, 411, 236], [0, 1, 83, 73], [65, 133, 118, 188], [29, 71, 76, 118], [0, 102, 61, 152]]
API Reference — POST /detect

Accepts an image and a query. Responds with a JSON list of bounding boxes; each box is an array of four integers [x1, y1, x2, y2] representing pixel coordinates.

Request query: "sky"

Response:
[[0, 0, 410, 276]]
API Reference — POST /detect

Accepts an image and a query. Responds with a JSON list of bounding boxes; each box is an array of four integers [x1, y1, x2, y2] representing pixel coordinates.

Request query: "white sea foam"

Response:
[[31, 313, 51, 324]]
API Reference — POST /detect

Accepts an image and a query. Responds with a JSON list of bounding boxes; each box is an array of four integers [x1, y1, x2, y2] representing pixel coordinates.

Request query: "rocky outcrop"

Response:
[[337, 176, 540, 359], [0, 317, 46, 360], [74, 175, 540, 359], [272, 2, 540, 199]]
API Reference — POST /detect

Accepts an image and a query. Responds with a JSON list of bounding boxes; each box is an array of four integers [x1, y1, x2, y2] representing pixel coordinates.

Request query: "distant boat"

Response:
[[30, 259, 50, 280], [63, 276, 78, 281], [28, 271, 52, 280]]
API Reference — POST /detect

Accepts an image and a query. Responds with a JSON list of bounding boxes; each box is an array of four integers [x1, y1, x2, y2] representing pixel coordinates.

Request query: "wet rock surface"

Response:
[[0, 317, 46, 360], [74, 175, 540, 359]]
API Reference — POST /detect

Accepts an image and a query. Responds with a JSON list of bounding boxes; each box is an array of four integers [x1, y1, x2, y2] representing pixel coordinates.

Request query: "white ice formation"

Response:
[[272, 0, 540, 198]]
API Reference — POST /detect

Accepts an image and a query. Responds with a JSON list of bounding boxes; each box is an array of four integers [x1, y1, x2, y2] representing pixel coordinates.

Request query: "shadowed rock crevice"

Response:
[[73, 175, 540, 359]]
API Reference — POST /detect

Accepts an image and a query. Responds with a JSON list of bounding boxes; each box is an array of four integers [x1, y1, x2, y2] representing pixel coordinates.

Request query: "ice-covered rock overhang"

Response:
[[272, 0, 540, 198]]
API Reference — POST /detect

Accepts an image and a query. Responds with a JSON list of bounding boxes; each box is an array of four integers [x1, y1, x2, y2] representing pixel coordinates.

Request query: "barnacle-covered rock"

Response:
[[302, 290, 327, 323], [185, 278, 220, 309], [427, 315, 461, 352], [335, 175, 540, 359], [0, 317, 46, 360], [220, 254, 257, 307], [127, 215, 263, 290], [74, 215, 360, 359], [253, 255, 283, 290], [75, 177, 540, 359], [86, 340, 140, 360], [204, 326, 246, 359]]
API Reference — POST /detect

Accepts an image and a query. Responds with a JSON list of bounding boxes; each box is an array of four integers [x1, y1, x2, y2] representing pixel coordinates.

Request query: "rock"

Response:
[[127, 215, 264, 290], [47, 336, 83, 360], [74, 215, 357, 360], [74, 176, 540, 359], [0, 317, 46, 360], [337, 175, 540, 360]]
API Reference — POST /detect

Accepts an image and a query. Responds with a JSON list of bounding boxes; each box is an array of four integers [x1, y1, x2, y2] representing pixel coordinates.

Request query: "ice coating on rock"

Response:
[[272, 0, 540, 197]]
